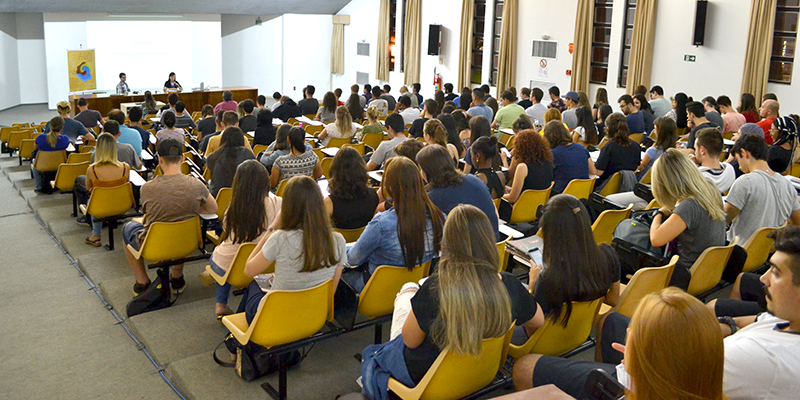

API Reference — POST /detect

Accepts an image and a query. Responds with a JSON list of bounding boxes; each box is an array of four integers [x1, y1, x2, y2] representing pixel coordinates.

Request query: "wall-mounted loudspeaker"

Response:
[[428, 24, 441, 56], [692, 0, 708, 46]]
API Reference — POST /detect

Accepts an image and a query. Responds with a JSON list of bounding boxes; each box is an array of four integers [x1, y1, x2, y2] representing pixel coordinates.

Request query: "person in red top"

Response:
[[757, 99, 779, 144]]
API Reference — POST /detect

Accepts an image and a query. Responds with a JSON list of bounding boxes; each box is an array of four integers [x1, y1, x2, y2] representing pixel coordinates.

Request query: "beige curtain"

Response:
[[625, 0, 658, 91], [376, 0, 391, 81], [331, 20, 346, 75], [457, 0, 475, 90], [570, 0, 594, 93], [404, 0, 422, 85], [741, 0, 777, 102], [496, 0, 518, 95]]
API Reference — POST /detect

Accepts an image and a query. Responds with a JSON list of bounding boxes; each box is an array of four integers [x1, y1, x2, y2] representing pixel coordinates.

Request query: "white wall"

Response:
[[418, 0, 462, 100], [16, 13, 47, 105], [282, 14, 333, 101], [43, 20, 87, 109], [331, 0, 380, 94], [0, 13, 21, 111], [221, 14, 283, 97]]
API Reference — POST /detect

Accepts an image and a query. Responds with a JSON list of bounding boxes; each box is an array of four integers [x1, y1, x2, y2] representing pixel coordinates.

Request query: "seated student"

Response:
[[269, 126, 322, 188], [155, 111, 185, 145], [437, 113, 465, 158], [199, 110, 225, 153], [346, 157, 445, 291], [241, 176, 346, 324], [316, 92, 339, 123], [543, 107, 564, 128], [108, 109, 143, 157], [422, 119, 460, 165], [767, 115, 800, 174], [636, 116, 676, 178], [202, 160, 281, 318], [367, 114, 406, 171], [618, 94, 645, 134], [213, 90, 238, 115], [297, 85, 319, 115], [513, 288, 726, 400], [682, 100, 720, 155], [272, 96, 302, 122], [205, 111, 253, 156], [260, 124, 309, 170], [348, 93, 367, 122], [74, 97, 104, 129], [367, 86, 389, 116], [252, 107, 277, 147], [396, 95, 420, 126], [141, 91, 159, 116], [649, 149, 727, 289], [492, 90, 525, 130], [33, 116, 71, 193], [318, 106, 356, 147], [82, 133, 131, 247], [45, 101, 92, 143], [530, 194, 620, 327], [360, 205, 544, 400], [461, 115, 493, 174], [633, 93, 656, 135], [471, 136, 507, 199], [570, 106, 599, 146], [416, 144, 499, 239], [173, 101, 197, 130], [237, 99, 257, 133], [694, 127, 736, 194], [127, 106, 151, 151], [157, 93, 190, 119], [500, 129, 554, 221], [726, 134, 800, 243], [206, 127, 255, 197], [196, 105, 217, 139], [360, 105, 384, 138], [543, 121, 593, 194], [594, 113, 640, 189], [123, 138, 218, 295], [324, 147, 379, 229], [409, 99, 438, 138]]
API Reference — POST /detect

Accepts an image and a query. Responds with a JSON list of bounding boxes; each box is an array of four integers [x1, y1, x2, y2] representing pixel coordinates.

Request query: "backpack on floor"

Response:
[[126, 268, 172, 317], [213, 334, 303, 381]]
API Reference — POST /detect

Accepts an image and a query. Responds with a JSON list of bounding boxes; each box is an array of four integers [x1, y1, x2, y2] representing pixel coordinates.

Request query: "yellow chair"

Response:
[[275, 179, 289, 197], [334, 226, 366, 243], [598, 171, 622, 197], [591, 204, 633, 245], [67, 152, 92, 164], [361, 132, 384, 151], [80, 182, 137, 250], [508, 298, 604, 359], [359, 262, 431, 320], [79, 144, 96, 154], [18, 139, 36, 165], [52, 161, 90, 216], [303, 113, 317, 120], [204, 242, 256, 290], [791, 164, 800, 178], [599, 256, 677, 318], [687, 238, 739, 298], [205, 187, 233, 246], [326, 137, 351, 148], [0, 126, 14, 147], [644, 198, 660, 210], [222, 279, 334, 400], [496, 238, 510, 272], [126, 216, 204, 267], [6, 130, 29, 153], [639, 167, 652, 184], [287, 117, 300, 126], [597, 137, 609, 149], [252, 144, 269, 156], [321, 157, 334, 179], [562, 177, 596, 200], [312, 147, 325, 161], [343, 142, 366, 155], [33, 149, 67, 173], [742, 227, 776, 273], [304, 124, 324, 136], [629, 133, 644, 144], [388, 326, 514, 400], [508, 182, 553, 224]]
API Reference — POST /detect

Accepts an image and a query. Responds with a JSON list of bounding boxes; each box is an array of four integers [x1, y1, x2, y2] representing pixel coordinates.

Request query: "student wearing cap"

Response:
[[122, 138, 218, 296], [560, 91, 581, 130]]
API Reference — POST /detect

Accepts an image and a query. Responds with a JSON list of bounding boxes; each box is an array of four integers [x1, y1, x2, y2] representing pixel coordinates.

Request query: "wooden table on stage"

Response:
[[69, 86, 258, 117]]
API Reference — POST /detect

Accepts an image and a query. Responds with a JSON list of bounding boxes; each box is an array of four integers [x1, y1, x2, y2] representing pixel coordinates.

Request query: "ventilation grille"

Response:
[[357, 42, 370, 56], [356, 72, 370, 85], [529, 80, 556, 93], [532, 40, 558, 59]]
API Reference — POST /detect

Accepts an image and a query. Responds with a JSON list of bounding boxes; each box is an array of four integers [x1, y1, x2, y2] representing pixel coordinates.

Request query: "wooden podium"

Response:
[[69, 86, 258, 116]]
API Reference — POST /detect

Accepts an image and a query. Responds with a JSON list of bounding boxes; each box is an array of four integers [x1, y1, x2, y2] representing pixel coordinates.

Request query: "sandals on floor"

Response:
[[84, 237, 102, 247]]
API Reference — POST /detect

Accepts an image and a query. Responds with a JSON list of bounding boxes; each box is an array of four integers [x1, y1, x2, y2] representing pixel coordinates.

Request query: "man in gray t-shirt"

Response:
[[726, 135, 800, 242], [367, 113, 406, 171]]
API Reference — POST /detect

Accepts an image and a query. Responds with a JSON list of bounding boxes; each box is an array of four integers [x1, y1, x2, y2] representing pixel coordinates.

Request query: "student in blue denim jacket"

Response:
[[346, 157, 445, 292]]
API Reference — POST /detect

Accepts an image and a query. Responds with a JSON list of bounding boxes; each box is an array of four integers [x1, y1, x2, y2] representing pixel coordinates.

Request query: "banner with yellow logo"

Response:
[[67, 49, 97, 92]]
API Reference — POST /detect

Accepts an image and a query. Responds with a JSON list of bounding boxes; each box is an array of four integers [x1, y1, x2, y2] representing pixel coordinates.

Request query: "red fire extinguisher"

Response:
[[433, 67, 443, 92]]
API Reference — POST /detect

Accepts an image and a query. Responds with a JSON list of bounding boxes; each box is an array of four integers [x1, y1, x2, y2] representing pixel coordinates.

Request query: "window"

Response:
[[590, 0, 613, 84], [490, 0, 503, 85], [471, 0, 486, 84], [389, 0, 397, 71], [770, 0, 800, 83], [618, 0, 636, 87]]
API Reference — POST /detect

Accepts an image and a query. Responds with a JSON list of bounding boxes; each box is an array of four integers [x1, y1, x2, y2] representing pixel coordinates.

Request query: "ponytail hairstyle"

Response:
[[423, 119, 449, 147], [47, 116, 65, 148], [225, 160, 271, 244], [430, 205, 512, 356], [605, 112, 632, 147]]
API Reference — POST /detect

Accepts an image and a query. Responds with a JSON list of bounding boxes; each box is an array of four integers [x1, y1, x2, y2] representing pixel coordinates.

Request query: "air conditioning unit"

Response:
[[357, 42, 370, 56], [532, 40, 558, 59]]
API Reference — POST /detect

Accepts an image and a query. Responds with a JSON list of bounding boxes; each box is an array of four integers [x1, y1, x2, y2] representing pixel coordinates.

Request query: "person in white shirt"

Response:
[[367, 86, 389, 117], [395, 95, 420, 126], [694, 127, 736, 194], [525, 87, 547, 129], [648, 85, 671, 118], [270, 92, 282, 111], [367, 113, 407, 171]]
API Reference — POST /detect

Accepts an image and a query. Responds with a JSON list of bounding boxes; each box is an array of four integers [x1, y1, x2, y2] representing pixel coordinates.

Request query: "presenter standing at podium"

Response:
[[163, 72, 182, 93], [116, 72, 130, 95]]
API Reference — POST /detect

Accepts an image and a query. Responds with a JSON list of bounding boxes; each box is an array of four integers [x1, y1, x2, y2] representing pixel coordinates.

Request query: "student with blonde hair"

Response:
[[360, 105, 384, 137], [318, 106, 355, 146], [650, 148, 726, 289], [81, 133, 131, 246], [361, 205, 543, 400], [513, 288, 727, 400]]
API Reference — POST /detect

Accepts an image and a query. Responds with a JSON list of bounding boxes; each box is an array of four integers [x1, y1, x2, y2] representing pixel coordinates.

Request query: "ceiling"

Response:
[[0, 0, 351, 15]]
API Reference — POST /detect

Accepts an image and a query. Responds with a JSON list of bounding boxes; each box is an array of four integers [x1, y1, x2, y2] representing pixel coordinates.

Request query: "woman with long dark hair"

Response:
[[633, 93, 656, 134], [206, 127, 255, 197], [471, 136, 507, 199], [203, 160, 281, 318], [462, 115, 493, 174], [666, 92, 689, 130], [269, 126, 322, 187], [253, 108, 276, 146], [457, 88, 472, 111], [594, 113, 640, 188], [347, 93, 365, 122], [738, 92, 760, 123], [436, 113, 465, 158], [141, 91, 158, 115], [316, 91, 339, 123], [595, 104, 613, 139], [571, 105, 599, 145], [346, 157, 445, 291], [324, 147, 379, 229], [242, 176, 346, 323], [501, 129, 554, 220]]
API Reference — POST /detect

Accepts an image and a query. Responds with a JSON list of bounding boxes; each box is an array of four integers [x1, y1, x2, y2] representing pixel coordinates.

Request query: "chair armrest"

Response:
[[221, 312, 251, 345]]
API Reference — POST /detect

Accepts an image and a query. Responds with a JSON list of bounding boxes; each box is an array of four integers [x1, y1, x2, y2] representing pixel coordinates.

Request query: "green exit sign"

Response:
[[684, 55, 697, 62]]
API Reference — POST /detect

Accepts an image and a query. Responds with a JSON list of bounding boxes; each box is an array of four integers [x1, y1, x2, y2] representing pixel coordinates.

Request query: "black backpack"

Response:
[[126, 268, 173, 317]]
